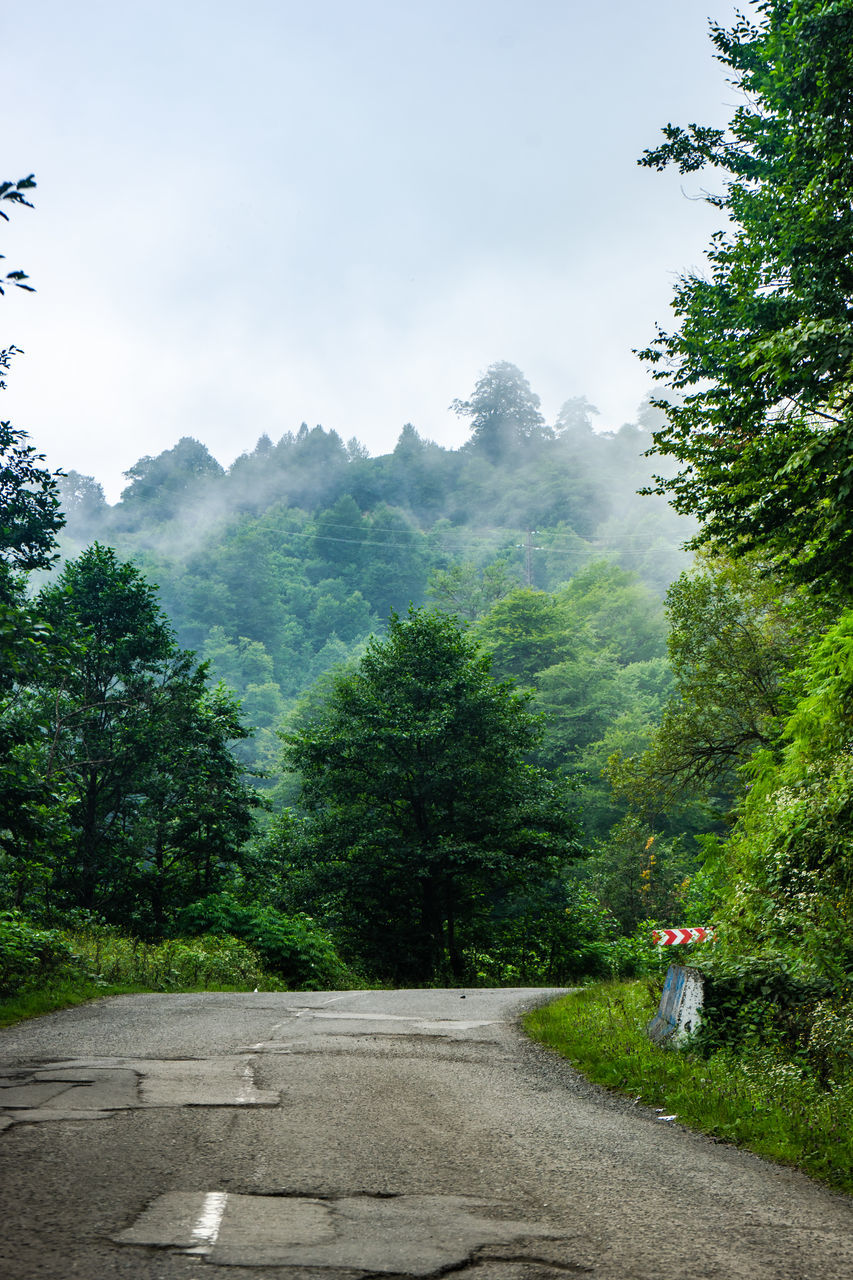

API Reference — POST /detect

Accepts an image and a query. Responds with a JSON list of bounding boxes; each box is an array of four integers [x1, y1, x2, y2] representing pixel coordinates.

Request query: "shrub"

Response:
[[178, 894, 355, 989], [0, 910, 80, 995], [64, 926, 268, 991], [692, 955, 832, 1061]]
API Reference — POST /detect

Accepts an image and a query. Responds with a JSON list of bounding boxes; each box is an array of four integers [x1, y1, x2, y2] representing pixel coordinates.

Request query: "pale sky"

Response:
[[4, 0, 741, 501]]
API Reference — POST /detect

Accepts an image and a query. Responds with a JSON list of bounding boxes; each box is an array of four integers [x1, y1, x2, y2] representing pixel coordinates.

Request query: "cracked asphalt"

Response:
[[1, 987, 853, 1279]]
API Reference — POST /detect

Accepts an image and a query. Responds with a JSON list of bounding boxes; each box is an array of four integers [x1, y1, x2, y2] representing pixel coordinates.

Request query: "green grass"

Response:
[[524, 981, 853, 1194], [0, 979, 153, 1028], [0, 925, 287, 1028], [0, 976, 278, 1028]]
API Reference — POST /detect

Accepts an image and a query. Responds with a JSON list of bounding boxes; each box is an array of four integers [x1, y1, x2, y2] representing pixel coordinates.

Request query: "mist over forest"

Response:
[[8, 2, 853, 1192], [55, 361, 692, 780]]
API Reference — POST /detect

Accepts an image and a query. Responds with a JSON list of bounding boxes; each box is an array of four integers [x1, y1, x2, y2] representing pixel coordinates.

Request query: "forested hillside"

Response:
[[6, 1, 853, 1101], [54, 365, 691, 786]]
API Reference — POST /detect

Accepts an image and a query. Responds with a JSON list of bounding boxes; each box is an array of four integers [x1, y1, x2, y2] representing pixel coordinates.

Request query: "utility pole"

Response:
[[525, 529, 534, 588]]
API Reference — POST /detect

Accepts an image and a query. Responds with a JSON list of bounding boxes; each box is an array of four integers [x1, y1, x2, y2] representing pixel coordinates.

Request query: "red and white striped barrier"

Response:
[[652, 926, 715, 946]]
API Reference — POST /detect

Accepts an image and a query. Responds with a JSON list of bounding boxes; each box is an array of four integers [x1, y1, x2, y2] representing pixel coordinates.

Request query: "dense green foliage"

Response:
[[0, 908, 278, 1017], [0, 910, 76, 996], [622, 0, 853, 1089], [283, 608, 580, 982], [7, 11, 853, 1181], [3, 544, 259, 934], [0, 188, 698, 992], [639, 0, 853, 595], [179, 893, 357, 988], [56, 365, 691, 783]]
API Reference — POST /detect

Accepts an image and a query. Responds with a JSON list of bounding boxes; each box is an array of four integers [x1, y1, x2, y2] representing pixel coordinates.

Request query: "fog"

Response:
[[4, 0, 741, 500]]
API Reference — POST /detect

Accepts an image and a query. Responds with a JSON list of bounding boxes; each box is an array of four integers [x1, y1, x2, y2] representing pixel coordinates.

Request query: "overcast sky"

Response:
[[4, 0, 742, 501]]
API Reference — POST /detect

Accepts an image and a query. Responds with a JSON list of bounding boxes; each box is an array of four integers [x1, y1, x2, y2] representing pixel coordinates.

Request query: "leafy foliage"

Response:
[[714, 609, 853, 983], [0, 910, 76, 996], [284, 607, 580, 981], [608, 555, 815, 826], [0, 175, 36, 295], [451, 361, 547, 459], [178, 893, 355, 989], [23, 545, 257, 931], [0, 421, 64, 582], [639, 0, 853, 593]]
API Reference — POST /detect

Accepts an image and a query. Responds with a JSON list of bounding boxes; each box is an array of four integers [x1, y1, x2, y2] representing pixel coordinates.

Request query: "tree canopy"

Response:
[[639, 0, 853, 595], [284, 607, 579, 981], [451, 361, 548, 459], [27, 545, 256, 931]]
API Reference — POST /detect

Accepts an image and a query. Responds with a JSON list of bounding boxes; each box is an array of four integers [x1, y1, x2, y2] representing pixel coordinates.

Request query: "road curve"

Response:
[[1, 987, 852, 1279]]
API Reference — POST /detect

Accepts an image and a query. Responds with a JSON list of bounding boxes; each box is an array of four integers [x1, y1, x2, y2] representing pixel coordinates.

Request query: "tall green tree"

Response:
[[117, 436, 224, 525], [712, 609, 853, 979], [35, 545, 255, 927], [475, 588, 574, 685], [639, 0, 853, 594], [608, 554, 816, 825], [0, 176, 68, 895], [284, 607, 578, 981], [452, 361, 547, 460]]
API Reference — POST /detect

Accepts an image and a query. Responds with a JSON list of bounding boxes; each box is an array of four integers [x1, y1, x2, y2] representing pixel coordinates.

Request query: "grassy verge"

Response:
[[0, 925, 286, 1028], [0, 979, 157, 1028], [0, 977, 278, 1029], [524, 980, 853, 1194]]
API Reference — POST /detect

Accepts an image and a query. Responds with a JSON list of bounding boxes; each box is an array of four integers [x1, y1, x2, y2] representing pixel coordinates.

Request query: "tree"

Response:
[[0, 176, 68, 894], [310, 495, 368, 585], [128, 679, 257, 932], [712, 608, 853, 980], [426, 558, 518, 622], [119, 436, 224, 522], [609, 554, 817, 825], [557, 561, 667, 665], [0, 178, 64, 597], [35, 545, 255, 927], [554, 396, 599, 437], [359, 504, 430, 619], [638, 1, 853, 595], [284, 607, 578, 981], [57, 471, 107, 540], [475, 588, 574, 685], [452, 362, 547, 460], [0, 419, 65, 595], [0, 175, 37, 294]]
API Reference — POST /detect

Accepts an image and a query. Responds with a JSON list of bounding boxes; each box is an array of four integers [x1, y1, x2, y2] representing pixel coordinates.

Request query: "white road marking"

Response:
[[187, 1191, 228, 1253], [235, 1060, 256, 1104]]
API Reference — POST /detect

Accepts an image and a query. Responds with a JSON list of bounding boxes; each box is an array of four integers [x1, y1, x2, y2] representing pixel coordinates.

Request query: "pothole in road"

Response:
[[0, 1056, 278, 1129], [114, 1191, 576, 1275], [279, 1010, 504, 1035]]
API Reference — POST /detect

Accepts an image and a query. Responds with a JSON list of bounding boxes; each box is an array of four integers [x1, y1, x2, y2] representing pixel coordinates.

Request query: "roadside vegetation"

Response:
[[3, 0, 853, 1190], [0, 908, 363, 1028], [525, 979, 853, 1195]]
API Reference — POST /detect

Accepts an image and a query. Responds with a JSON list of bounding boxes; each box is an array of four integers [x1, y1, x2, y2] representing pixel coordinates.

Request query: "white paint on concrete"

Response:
[[186, 1191, 228, 1255]]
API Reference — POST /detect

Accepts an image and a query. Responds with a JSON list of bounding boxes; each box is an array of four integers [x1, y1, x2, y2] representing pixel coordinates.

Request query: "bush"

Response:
[[692, 955, 832, 1061], [0, 910, 79, 995], [65, 925, 268, 991], [466, 882, 620, 986], [178, 894, 356, 989]]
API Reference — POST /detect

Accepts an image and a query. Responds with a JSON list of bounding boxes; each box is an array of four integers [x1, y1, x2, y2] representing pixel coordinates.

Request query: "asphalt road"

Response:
[[1, 987, 852, 1279]]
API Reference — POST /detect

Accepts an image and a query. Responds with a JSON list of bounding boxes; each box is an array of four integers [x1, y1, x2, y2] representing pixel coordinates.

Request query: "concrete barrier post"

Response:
[[647, 964, 704, 1046]]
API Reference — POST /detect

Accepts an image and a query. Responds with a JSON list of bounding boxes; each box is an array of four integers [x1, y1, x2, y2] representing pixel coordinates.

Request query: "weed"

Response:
[[524, 981, 853, 1194]]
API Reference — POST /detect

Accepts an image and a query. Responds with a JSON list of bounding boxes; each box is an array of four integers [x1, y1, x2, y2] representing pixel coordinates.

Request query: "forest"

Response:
[[3, 342, 700, 984], [3, 0, 853, 1097]]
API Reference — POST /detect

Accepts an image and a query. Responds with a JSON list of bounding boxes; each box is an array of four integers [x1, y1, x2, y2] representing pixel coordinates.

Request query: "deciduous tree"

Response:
[[284, 607, 578, 981], [452, 362, 548, 460], [35, 545, 255, 927], [639, 0, 853, 594]]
